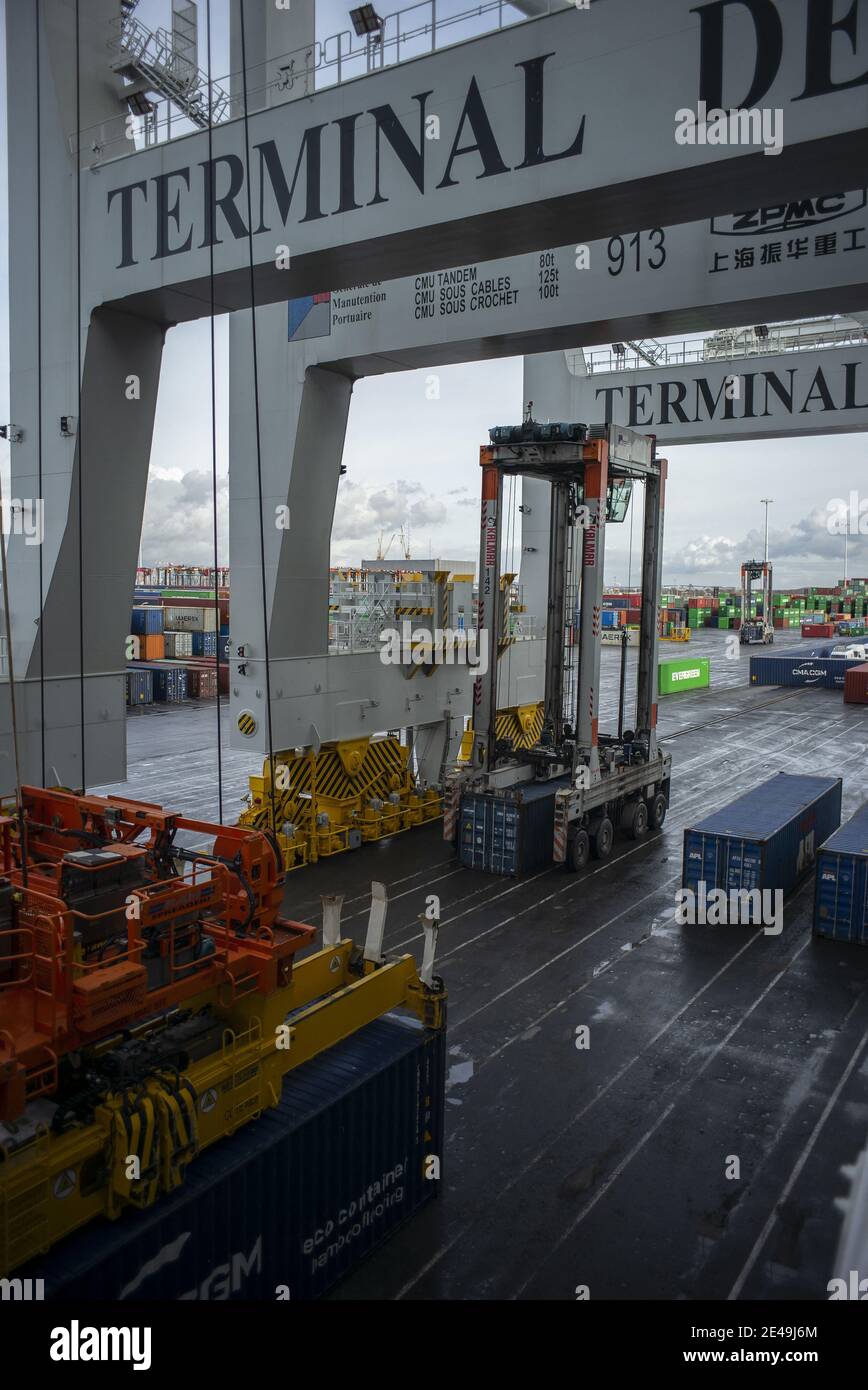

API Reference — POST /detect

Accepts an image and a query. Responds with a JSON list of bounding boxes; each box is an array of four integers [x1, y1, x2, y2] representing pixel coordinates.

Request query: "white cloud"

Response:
[[141, 469, 228, 565]]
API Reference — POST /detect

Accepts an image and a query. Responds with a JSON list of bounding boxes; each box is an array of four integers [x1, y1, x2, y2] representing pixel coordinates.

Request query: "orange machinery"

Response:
[[0, 786, 314, 1125]]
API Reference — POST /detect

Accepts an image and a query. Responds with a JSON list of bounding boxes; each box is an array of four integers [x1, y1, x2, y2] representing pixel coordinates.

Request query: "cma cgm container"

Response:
[[814, 803, 868, 945], [459, 777, 569, 874], [844, 663, 868, 704], [26, 1015, 445, 1301], [750, 645, 865, 690], [682, 773, 842, 915]]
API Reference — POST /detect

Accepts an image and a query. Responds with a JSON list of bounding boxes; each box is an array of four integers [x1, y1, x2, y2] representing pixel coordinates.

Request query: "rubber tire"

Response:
[[590, 816, 614, 861], [566, 827, 590, 872], [625, 799, 649, 840], [649, 792, 668, 830]]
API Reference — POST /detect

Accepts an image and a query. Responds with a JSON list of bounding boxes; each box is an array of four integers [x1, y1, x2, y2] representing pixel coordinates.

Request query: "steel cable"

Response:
[[238, 0, 277, 837]]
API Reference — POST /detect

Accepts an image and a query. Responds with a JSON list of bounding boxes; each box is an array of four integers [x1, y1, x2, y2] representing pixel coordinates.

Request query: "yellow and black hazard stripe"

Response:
[[237, 710, 257, 737]]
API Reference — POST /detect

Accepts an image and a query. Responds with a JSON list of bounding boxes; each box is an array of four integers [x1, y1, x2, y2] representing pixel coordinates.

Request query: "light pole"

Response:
[[760, 498, 773, 564]]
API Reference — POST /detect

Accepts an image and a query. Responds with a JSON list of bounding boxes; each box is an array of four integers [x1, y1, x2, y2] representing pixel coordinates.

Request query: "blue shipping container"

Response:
[[191, 631, 218, 657], [25, 1015, 445, 1301], [130, 605, 164, 636], [682, 773, 842, 922], [749, 645, 866, 690], [219, 634, 231, 662], [129, 662, 188, 703], [459, 776, 569, 875], [125, 669, 153, 706], [813, 801, 868, 945]]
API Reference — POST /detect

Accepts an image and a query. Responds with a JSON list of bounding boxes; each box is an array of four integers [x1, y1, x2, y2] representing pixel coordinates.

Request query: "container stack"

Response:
[[126, 590, 229, 707]]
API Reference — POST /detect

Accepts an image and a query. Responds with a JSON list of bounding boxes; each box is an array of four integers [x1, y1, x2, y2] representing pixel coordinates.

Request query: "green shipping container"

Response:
[[658, 657, 711, 694]]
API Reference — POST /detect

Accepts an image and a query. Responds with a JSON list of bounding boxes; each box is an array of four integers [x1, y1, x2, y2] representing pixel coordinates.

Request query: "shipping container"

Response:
[[163, 604, 217, 633], [749, 646, 866, 690], [844, 662, 868, 705], [813, 802, 868, 946], [801, 622, 835, 638], [130, 605, 164, 636], [458, 777, 570, 874], [139, 634, 166, 661], [24, 1015, 445, 1302], [165, 631, 194, 659], [658, 657, 710, 694], [191, 630, 218, 656], [185, 666, 218, 699], [128, 662, 188, 703], [682, 773, 842, 922], [125, 669, 153, 707]]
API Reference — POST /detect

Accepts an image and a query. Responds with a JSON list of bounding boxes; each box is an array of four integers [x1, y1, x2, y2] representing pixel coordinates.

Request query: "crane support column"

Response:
[[544, 481, 570, 740], [574, 441, 608, 782], [471, 452, 502, 772], [636, 456, 667, 759]]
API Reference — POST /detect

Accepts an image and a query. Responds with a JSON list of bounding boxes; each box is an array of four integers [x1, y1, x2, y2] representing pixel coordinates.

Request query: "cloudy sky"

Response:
[[1, 0, 866, 591]]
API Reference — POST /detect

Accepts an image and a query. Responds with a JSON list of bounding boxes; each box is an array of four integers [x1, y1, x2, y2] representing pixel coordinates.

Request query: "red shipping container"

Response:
[[844, 663, 868, 705], [625, 608, 641, 624], [801, 623, 835, 638]]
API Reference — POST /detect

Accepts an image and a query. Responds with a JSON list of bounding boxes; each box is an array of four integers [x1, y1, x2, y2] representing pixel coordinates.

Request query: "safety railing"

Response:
[[74, 0, 552, 164], [576, 320, 868, 375]]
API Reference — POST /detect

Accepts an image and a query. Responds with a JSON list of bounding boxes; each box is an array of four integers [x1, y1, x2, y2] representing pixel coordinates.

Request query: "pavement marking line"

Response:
[[727, 1023, 868, 1301], [387, 722, 826, 956], [510, 936, 813, 1300], [395, 924, 762, 1300]]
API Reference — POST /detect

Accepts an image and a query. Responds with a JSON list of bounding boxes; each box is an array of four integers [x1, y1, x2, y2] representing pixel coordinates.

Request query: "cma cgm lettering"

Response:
[[596, 361, 868, 429]]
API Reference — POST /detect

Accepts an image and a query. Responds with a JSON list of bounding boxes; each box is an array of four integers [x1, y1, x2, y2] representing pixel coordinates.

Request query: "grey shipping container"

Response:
[[128, 662, 188, 703], [165, 630, 194, 658], [23, 1014, 445, 1301], [814, 801, 868, 945], [683, 773, 842, 922], [163, 604, 217, 633], [125, 669, 153, 706], [459, 776, 570, 874]]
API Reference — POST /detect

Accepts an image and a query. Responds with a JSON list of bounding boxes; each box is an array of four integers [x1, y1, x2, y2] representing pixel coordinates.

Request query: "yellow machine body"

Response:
[[0, 940, 446, 1276], [240, 735, 442, 870]]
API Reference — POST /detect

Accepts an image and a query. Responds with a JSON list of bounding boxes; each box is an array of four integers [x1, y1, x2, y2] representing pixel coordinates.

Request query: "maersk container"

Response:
[[163, 604, 217, 633], [682, 773, 842, 920], [25, 1015, 445, 1301], [813, 803, 868, 946], [459, 776, 569, 875]]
